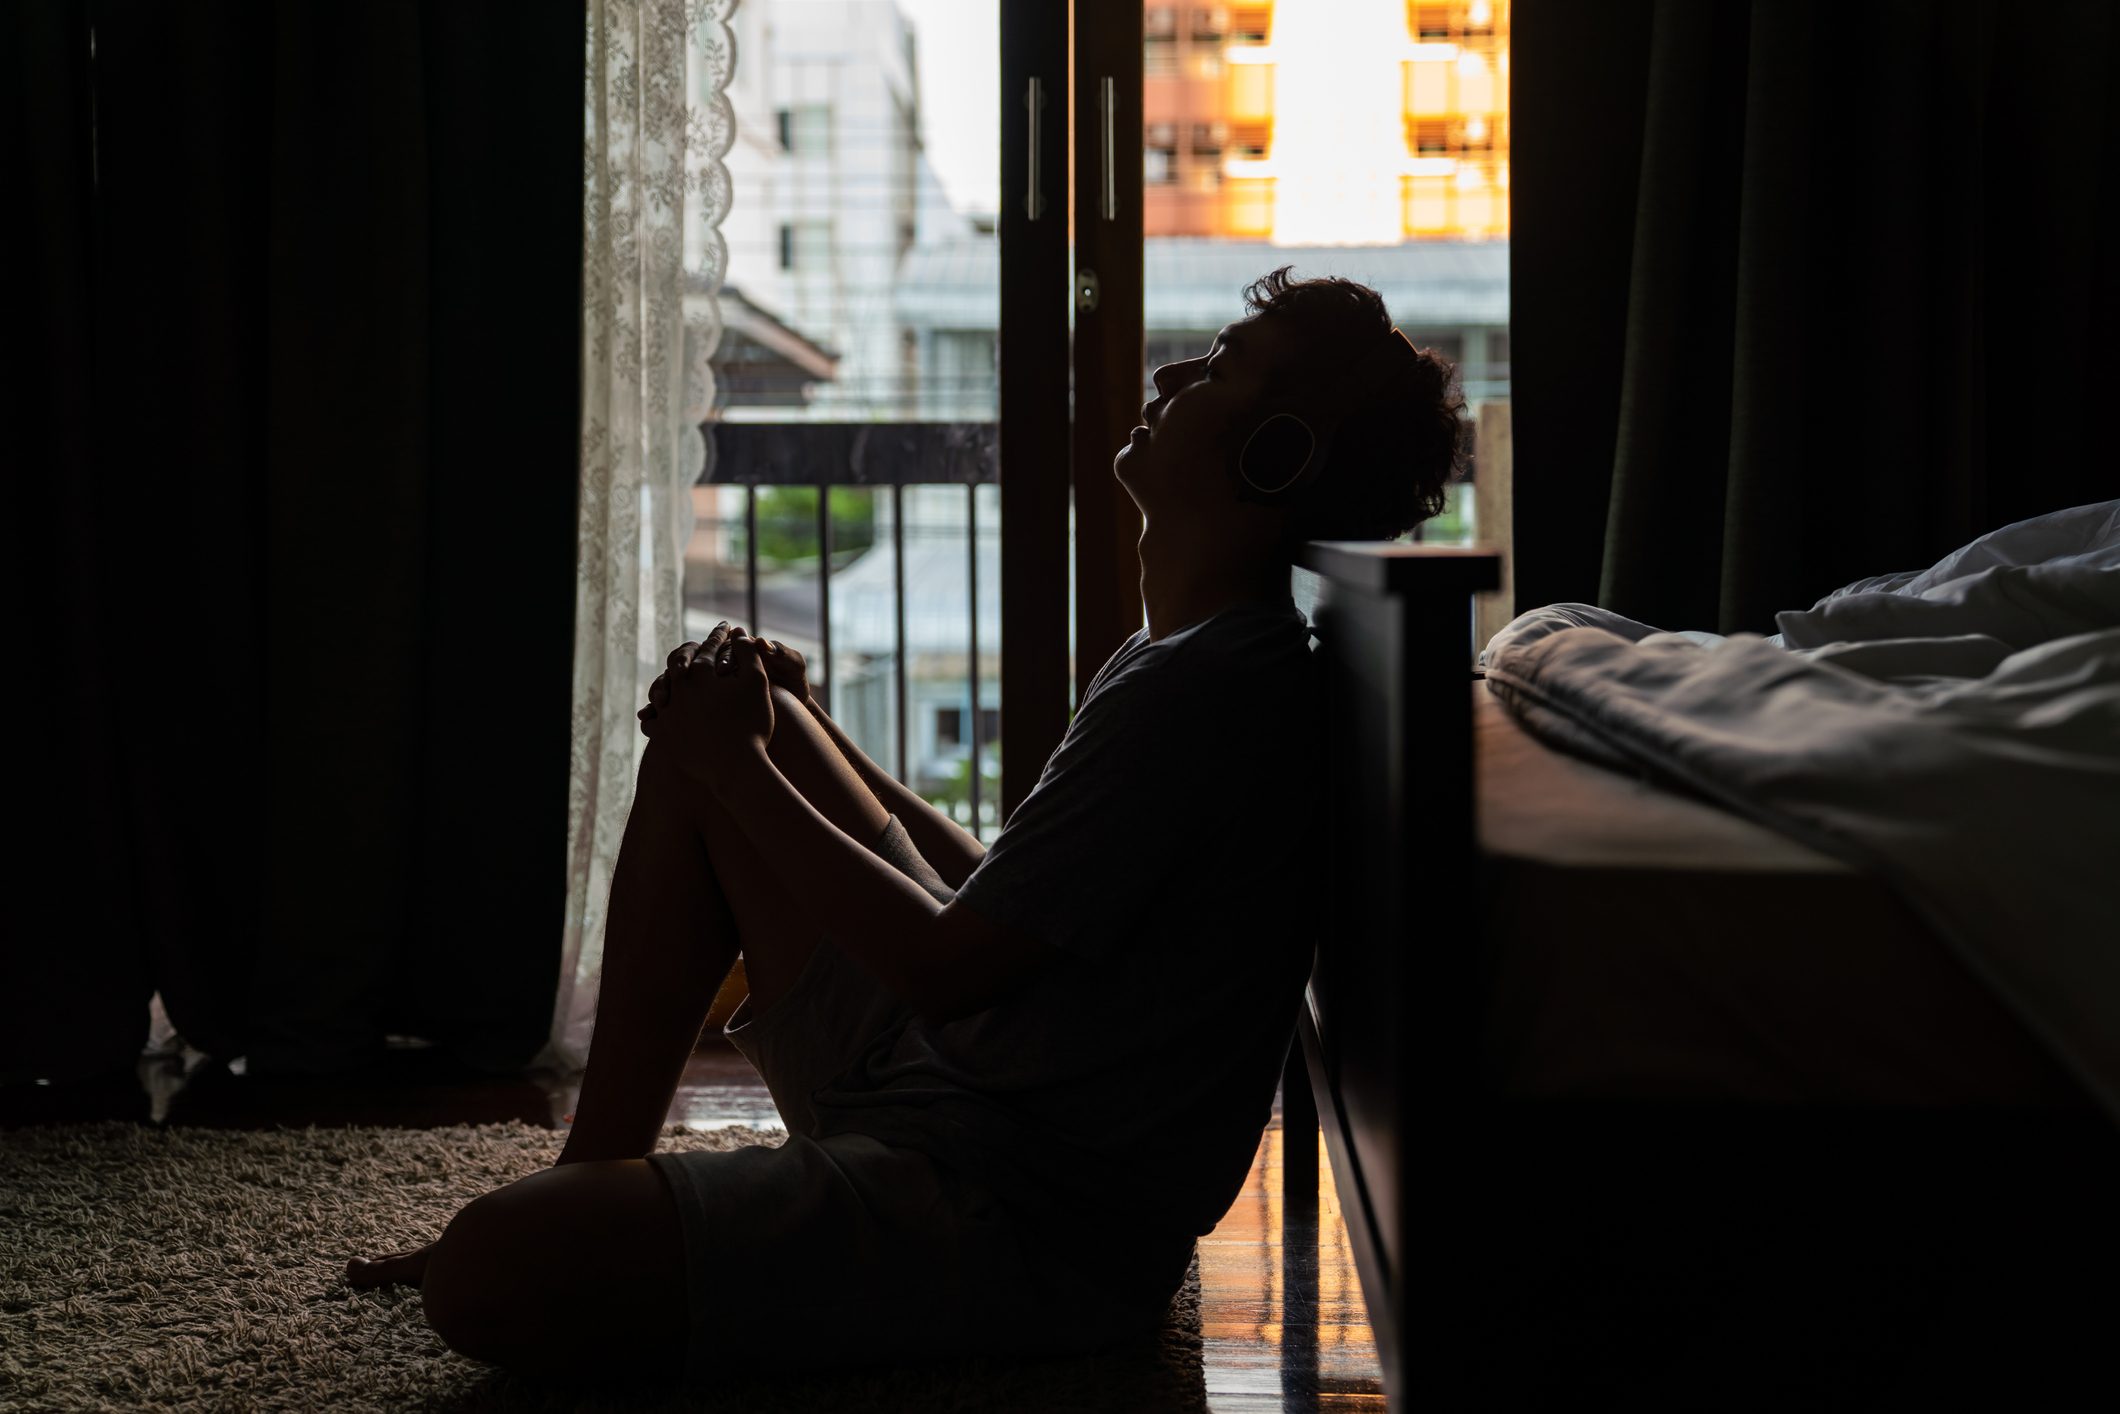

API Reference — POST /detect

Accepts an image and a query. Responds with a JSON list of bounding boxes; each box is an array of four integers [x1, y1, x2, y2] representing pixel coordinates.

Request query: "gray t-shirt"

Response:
[[811, 598, 1322, 1294]]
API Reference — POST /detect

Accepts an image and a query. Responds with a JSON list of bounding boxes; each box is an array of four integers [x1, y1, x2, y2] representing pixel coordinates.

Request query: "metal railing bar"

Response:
[[702, 422, 999, 488], [706, 423, 1021, 819], [817, 485, 833, 716], [893, 482, 908, 783], [966, 481, 983, 842], [744, 486, 760, 631]]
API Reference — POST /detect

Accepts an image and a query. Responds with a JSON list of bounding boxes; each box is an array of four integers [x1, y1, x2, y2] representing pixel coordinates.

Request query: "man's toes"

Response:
[[347, 1249, 428, 1289], [347, 1256, 394, 1288]]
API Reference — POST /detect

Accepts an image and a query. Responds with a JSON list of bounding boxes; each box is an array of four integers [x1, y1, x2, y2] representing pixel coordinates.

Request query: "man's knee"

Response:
[[764, 684, 836, 778], [638, 680, 881, 842], [641, 687, 812, 770]]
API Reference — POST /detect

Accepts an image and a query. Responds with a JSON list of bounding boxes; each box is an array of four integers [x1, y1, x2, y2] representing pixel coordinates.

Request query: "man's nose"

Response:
[[1151, 358, 1202, 398]]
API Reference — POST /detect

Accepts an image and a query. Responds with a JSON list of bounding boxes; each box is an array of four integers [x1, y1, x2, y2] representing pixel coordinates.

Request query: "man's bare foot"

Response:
[[346, 1240, 437, 1290]]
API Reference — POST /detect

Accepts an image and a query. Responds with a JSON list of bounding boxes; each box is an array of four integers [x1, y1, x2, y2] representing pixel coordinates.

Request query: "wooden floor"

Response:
[[4, 1040, 1386, 1412]]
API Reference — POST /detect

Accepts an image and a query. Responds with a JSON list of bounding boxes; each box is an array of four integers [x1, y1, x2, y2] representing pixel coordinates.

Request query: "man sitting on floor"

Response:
[[347, 268, 1467, 1384]]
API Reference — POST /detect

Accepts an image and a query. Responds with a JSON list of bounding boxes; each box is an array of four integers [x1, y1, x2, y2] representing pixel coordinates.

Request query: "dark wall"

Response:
[[1508, 0, 1655, 617], [1510, 0, 2119, 632]]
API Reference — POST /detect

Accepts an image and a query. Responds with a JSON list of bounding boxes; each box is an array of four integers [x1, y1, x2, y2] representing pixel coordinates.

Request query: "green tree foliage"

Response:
[[754, 487, 876, 566]]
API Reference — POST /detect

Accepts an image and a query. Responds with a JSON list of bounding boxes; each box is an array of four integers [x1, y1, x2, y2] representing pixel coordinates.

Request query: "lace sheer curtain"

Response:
[[540, 0, 737, 1072]]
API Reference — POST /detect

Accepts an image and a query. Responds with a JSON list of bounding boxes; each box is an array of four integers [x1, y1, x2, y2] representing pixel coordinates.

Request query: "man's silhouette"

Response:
[[348, 268, 1467, 1384]]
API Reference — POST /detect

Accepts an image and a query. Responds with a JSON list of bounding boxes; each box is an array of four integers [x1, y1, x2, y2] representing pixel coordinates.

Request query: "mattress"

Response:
[[1470, 681, 2084, 1108]]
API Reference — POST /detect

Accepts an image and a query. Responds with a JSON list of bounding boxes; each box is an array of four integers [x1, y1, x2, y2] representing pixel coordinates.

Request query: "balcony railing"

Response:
[[698, 420, 1001, 837]]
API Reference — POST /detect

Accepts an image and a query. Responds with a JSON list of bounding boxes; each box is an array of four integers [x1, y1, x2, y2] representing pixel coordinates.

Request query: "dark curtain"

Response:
[[1511, 0, 2120, 633], [11, 1, 581, 1083]]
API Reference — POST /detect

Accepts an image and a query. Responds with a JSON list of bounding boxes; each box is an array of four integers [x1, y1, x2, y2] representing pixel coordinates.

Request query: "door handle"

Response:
[[1099, 76, 1117, 221], [1025, 77, 1048, 221]]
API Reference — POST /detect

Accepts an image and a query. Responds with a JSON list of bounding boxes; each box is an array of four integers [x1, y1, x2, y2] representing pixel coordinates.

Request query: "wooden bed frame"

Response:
[[1281, 542, 1498, 1407], [1280, 540, 2116, 1408]]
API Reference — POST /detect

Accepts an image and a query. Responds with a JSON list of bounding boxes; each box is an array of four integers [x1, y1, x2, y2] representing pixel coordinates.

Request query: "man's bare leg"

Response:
[[349, 686, 887, 1288], [560, 688, 888, 1164], [550, 738, 744, 1166]]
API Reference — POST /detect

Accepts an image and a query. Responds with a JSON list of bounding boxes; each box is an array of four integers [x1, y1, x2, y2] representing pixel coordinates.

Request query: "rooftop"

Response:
[[897, 237, 1510, 330]]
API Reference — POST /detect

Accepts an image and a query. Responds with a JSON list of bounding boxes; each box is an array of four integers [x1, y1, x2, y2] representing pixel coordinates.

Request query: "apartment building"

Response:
[[1145, 0, 1510, 242]]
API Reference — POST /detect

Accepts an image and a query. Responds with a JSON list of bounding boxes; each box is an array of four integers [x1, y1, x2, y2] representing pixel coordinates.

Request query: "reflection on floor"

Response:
[[4, 1041, 1384, 1412], [1197, 1118, 1388, 1411]]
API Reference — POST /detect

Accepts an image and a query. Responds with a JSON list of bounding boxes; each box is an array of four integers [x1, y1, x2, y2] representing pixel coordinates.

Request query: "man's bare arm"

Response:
[[748, 639, 988, 890], [794, 690, 988, 890], [715, 740, 1050, 1022], [657, 632, 1053, 1023]]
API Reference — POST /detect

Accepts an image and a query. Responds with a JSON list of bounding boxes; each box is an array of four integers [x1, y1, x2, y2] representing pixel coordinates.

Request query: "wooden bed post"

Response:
[[1289, 542, 1501, 1410]]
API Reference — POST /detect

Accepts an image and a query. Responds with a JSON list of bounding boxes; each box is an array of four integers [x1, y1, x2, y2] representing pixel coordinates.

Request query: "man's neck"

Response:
[[1138, 518, 1291, 642]]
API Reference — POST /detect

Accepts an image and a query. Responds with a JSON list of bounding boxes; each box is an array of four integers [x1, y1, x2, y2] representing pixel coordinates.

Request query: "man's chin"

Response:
[[1111, 440, 1140, 485]]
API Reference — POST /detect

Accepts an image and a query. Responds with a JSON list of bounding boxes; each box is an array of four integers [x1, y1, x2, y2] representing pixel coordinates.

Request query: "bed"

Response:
[[1284, 532, 2118, 1408]]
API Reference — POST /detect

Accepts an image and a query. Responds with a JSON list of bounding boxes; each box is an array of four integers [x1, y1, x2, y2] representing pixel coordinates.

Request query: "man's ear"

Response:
[[1237, 413, 1318, 498]]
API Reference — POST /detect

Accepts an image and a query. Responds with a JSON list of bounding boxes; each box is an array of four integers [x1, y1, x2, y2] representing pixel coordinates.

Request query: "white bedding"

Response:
[[1480, 500, 2120, 1117]]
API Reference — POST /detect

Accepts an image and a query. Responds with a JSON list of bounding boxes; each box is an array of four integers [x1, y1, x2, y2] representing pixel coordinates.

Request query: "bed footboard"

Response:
[[1287, 542, 1500, 1410]]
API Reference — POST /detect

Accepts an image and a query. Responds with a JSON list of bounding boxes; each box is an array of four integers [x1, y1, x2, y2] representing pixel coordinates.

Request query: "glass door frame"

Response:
[[998, 2, 1071, 816], [1067, 0, 1146, 707], [997, 0, 1147, 811]]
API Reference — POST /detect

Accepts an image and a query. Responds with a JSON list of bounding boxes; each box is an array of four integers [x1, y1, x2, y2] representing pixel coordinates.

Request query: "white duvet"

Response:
[[1480, 500, 2120, 1118]]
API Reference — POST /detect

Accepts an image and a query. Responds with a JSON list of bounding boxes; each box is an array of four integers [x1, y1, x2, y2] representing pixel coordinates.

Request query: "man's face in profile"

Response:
[[1116, 314, 1308, 513]]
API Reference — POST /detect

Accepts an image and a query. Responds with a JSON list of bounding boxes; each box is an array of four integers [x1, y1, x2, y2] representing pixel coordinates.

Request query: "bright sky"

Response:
[[896, 0, 1001, 218]]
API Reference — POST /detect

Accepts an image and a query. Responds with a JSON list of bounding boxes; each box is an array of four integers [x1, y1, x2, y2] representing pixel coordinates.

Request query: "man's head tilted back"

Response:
[[1116, 267, 1468, 559]]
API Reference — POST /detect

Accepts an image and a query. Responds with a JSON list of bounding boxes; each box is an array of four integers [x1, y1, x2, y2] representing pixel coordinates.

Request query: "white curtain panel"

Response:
[[541, 0, 737, 1073]]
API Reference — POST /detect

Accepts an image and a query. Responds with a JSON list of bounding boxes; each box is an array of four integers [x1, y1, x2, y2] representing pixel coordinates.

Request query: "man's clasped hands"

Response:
[[636, 622, 811, 787]]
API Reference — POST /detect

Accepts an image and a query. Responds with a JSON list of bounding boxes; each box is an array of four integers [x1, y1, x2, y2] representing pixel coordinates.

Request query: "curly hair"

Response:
[[1239, 266, 1469, 542]]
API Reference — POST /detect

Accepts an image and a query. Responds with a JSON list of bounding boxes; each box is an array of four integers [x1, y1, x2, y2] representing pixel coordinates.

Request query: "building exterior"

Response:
[[1145, 0, 1510, 243], [898, 234, 1508, 411], [896, 0, 1513, 421], [683, 1, 1001, 824], [682, 0, 986, 428]]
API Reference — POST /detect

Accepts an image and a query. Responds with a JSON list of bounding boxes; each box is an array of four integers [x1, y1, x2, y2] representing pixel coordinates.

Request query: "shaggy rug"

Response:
[[0, 1121, 1207, 1413]]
